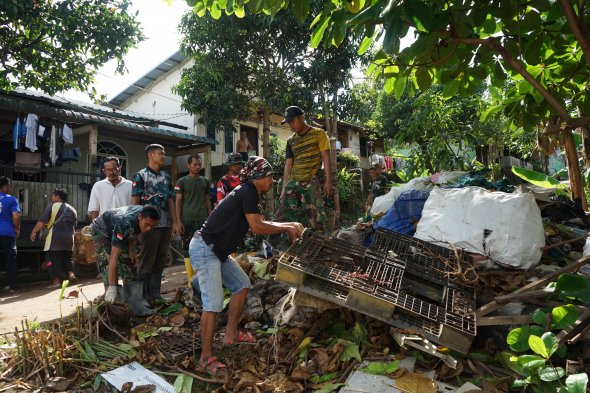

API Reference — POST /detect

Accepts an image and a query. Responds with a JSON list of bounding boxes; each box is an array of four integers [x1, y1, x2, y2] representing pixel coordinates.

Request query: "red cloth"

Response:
[[384, 156, 393, 171], [217, 173, 241, 203]]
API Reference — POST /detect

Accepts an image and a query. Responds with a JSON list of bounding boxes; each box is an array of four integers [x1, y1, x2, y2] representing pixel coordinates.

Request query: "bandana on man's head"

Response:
[[239, 156, 273, 183]]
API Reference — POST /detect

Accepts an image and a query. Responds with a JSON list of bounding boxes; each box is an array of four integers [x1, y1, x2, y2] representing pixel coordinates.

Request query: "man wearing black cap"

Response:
[[278, 106, 333, 229]]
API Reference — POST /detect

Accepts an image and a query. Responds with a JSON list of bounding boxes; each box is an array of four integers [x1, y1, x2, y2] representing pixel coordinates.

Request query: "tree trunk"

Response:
[[262, 106, 274, 216], [580, 125, 590, 168], [563, 129, 587, 210], [320, 83, 340, 229]]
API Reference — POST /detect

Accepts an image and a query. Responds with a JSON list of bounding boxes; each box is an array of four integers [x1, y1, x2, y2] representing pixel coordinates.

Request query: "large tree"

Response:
[[0, 0, 143, 95], [185, 0, 590, 208]]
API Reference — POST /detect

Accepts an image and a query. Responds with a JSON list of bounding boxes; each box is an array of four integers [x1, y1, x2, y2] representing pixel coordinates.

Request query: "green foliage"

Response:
[[359, 360, 399, 375], [174, 7, 361, 135], [504, 281, 588, 392], [268, 136, 286, 175], [339, 151, 360, 168], [0, 0, 143, 95], [173, 374, 193, 393], [337, 168, 357, 203], [511, 167, 570, 194], [555, 274, 590, 303]]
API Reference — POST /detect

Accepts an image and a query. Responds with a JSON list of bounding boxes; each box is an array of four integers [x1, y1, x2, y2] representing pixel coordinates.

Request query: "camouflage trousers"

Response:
[[92, 232, 137, 287], [276, 177, 326, 229]]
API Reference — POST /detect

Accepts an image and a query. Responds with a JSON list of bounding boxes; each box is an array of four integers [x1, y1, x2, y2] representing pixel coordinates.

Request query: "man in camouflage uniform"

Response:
[[132, 144, 180, 304], [278, 106, 333, 229], [91, 205, 160, 316]]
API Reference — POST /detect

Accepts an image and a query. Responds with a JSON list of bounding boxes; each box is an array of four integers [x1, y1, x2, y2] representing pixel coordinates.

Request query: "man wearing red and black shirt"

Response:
[[216, 153, 245, 205]]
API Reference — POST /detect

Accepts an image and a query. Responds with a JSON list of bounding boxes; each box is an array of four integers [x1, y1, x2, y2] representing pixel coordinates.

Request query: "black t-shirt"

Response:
[[201, 182, 261, 261]]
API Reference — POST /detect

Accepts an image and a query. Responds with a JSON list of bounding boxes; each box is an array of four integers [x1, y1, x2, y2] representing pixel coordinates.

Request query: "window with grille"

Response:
[[97, 141, 128, 178]]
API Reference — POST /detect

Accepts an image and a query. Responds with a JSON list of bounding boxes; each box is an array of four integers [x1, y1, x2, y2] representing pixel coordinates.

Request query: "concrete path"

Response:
[[0, 264, 189, 334]]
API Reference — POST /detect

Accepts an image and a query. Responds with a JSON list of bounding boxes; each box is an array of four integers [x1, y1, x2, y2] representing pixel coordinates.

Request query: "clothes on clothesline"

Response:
[[24, 114, 39, 152]]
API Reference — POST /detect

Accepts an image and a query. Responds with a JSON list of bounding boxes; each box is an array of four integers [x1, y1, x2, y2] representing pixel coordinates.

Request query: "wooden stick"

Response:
[[169, 365, 226, 384], [477, 256, 590, 318], [541, 234, 590, 251], [478, 315, 533, 326]]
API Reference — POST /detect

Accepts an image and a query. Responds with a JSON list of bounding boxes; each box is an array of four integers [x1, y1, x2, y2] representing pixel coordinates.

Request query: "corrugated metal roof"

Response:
[[108, 50, 187, 107], [0, 92, 216, 148]]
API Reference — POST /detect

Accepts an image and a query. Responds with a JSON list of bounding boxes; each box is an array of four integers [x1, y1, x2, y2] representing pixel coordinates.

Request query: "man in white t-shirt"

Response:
[[88, 157, 132, 220]]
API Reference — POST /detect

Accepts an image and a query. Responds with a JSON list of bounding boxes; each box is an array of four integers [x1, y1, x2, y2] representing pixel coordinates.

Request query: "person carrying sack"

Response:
[[30, 188, 77, 288]]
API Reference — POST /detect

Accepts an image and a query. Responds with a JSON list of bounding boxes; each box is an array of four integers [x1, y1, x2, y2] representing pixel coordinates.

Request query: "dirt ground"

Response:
[[0, 264, 188, 334]]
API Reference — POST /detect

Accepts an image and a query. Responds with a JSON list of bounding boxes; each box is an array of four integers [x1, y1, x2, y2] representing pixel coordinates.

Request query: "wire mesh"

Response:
[[278, 228, 477, 336]]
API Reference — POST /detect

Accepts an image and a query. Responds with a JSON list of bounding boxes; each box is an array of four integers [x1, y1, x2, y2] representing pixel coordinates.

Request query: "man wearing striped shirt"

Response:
[[278, 106, 333, 229]]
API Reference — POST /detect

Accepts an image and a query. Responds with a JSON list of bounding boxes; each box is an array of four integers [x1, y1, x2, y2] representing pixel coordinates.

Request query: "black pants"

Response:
[[0, 236, 17, 289], [45, 250, 74, 281], [138, 227, 171, 276]]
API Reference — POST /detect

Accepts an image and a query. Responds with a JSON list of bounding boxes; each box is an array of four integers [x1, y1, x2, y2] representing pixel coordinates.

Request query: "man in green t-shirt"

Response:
[[278, 106, 333, 229], [175, 154, 212, 250]]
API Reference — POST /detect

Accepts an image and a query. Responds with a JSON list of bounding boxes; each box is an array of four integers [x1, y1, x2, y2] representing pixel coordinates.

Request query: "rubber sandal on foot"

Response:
[[198, 356, 228, 379], [223, 331, 256, 347]]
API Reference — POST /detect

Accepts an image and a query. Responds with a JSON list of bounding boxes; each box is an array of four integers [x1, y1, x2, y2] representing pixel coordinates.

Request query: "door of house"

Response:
[[239, 125, 258, 157]]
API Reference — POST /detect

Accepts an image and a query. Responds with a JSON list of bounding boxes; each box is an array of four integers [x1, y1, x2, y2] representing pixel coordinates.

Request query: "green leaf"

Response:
[[357, 33, 375, 55], [174, 374, 193, 393], [507, 326, 532, 352], [441, 79, 460, 100], [382, 7, 401, 53], [541, 332, 559, 358], [529, 335, 549, 359], [309, 371, 340, 383], [384, 77, 395, 94], [93, 375, 102, 391], [161, 303, 183, 316], [404, 1, 432, 32], [556, 274, 590, 294], [291, 0, 310, 22], [58, 280, 69, 302], [516, 354, 546, 370], [394, 76, 406, 99], [210, 2, 222, 19], [511, 167, 568, 190], [311, 16, 330, 48], [346, 0, 365, 14], [532, 310, 548, 326], [415, 67, 432, 91], [337, 339, 361, 362], [565, 373, 588, 393], [538, 366, 565, 382], [360, 360, 400, 375], [313, 383, 346, 393], [552, 304, 578, 330]]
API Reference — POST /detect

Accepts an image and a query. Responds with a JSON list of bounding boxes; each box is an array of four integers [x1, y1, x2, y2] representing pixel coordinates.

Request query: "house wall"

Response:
[[114, 60, 374, 170], [119, 61, 195, 134]]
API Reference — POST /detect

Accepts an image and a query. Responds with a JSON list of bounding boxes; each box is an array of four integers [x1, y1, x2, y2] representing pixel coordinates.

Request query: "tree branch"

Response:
[[558, 0, 590, 69], [453, 36, 571, 121]]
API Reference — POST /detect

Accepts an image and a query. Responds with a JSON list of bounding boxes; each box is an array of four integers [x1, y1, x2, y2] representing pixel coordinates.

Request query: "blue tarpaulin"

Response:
[[374, 189, 432, 235]]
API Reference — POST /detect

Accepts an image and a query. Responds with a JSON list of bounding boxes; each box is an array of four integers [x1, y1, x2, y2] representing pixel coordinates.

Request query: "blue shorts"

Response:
[[188, 236, 251, 312]]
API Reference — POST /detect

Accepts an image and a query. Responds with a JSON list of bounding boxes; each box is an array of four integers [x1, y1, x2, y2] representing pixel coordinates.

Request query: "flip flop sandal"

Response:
[[198, 356, 228, 379], [223, 331, 257, 347]]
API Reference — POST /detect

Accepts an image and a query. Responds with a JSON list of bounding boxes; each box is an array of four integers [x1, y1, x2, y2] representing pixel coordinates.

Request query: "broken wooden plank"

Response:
[[477, 315, 533, 326], [476, 256, 590, 318], [494, 287, 555, 303], [557, 309, 590, 344]]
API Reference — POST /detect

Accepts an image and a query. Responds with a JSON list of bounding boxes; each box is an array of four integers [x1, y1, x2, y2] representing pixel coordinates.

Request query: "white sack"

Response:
[[430, 171, 467, 185], [370, 176, 432, 216], [415, 186, 545, 270]]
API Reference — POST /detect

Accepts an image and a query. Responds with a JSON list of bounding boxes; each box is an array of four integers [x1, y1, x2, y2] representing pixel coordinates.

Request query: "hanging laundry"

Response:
[[62, 123, 73, 144], [49, 125, 57, 164], [24, 114, 39, 152], [38, 124, 45, 138], [58, 147, 81, 162], [12, 117, 26, 150], [384, 156, 394, 171]]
